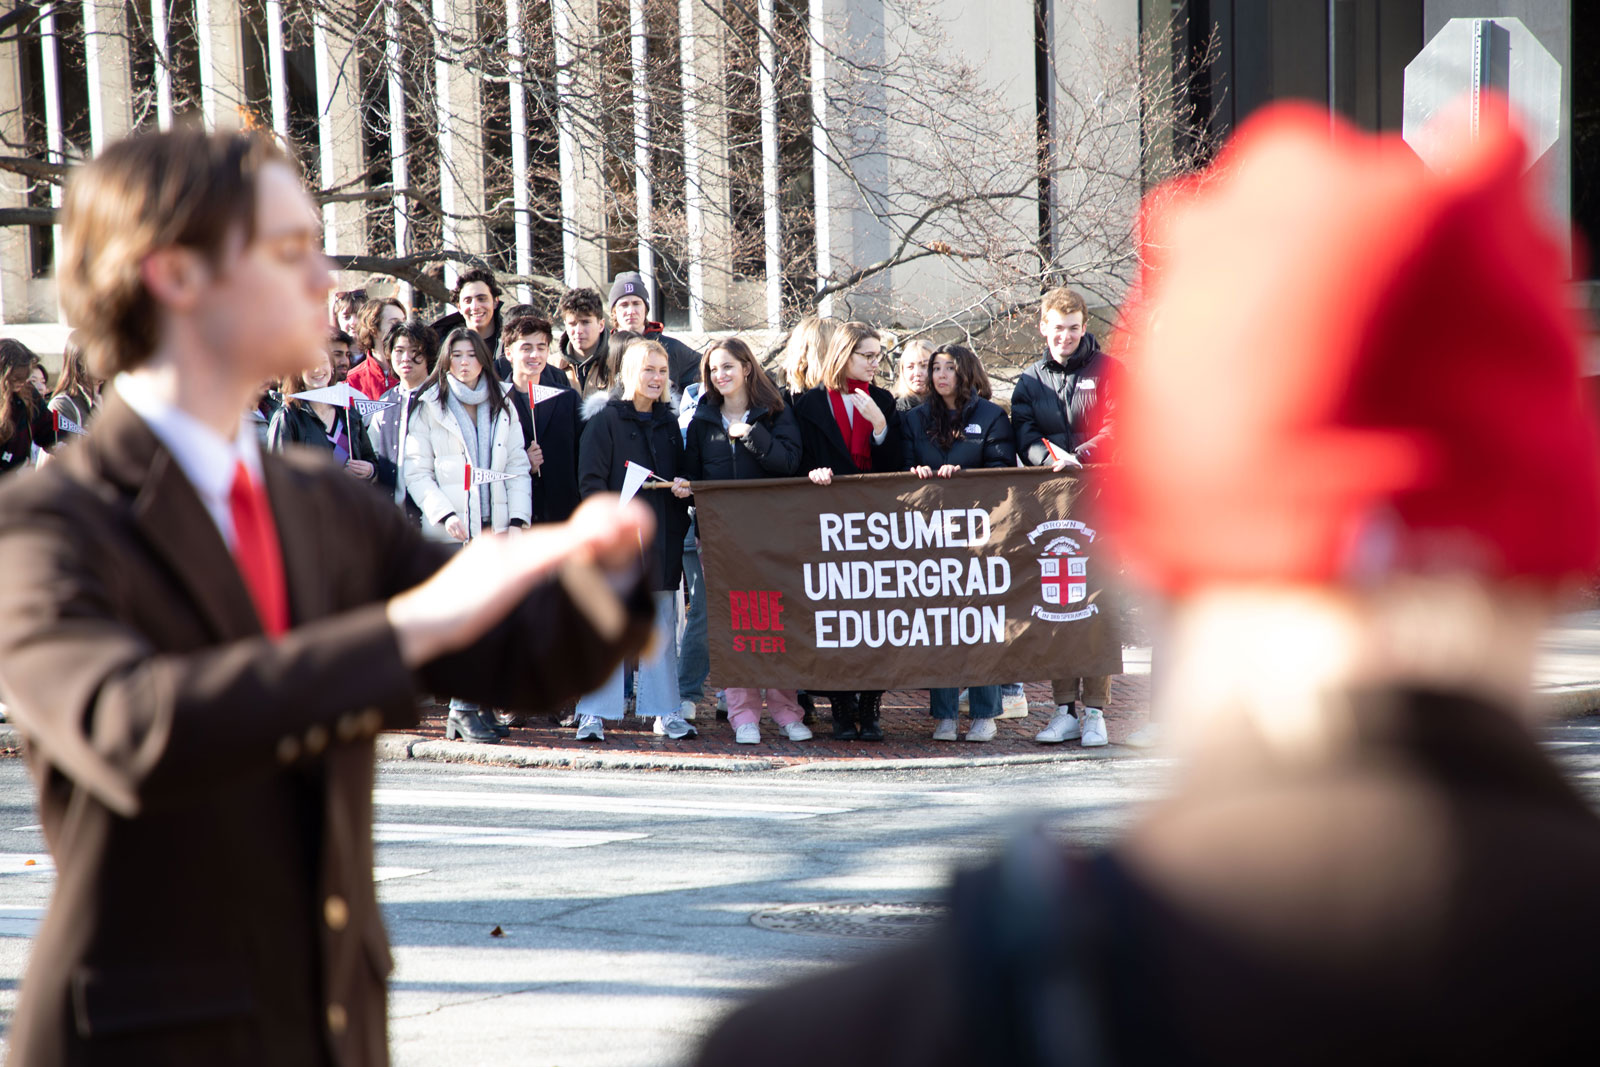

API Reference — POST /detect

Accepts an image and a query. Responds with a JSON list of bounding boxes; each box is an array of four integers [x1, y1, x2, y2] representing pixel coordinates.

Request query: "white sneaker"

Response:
[[779, 721, 813, 741], [575, 715, 604, 741], [1079, 707, 1108, 747], [1125, 721, 1163, 749], [1035, 706, 1082, 744], [965, 717, 998, 742], [734, 723, 761, 744], [932, 720, 960, 741], [998, 692, 1030, 719], [679, 698, 698, 721], [653, 714, 699, 740], [957, 688, 970, 713]]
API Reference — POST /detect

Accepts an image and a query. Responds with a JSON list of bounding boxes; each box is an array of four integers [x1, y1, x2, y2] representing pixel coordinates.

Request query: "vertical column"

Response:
[[0, 31, 30, 322], [434, 0, 486, 287], [386, 0, 412, 305], [314, 5, 368, 260], [151, 0, 174, 128], [680, 0, 734, 331], [553, 0, 609, 290], [507, 0, 532, 302], [41, 7, 66, 252], [196, 0, 248, 130], [808, 0, 831, 316], [83, 0, 134, 151], [758, 0, 782, 329], [630, 0, 655, 299], [265, 0, 290, 138]]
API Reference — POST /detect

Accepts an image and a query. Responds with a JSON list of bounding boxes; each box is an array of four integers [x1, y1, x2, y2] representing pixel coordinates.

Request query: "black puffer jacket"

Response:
[[1009, 334, 1119, 466], [682, 397, 802, 482], [901, 396, 1017, 471], [792, 384, 901, 475], [578, 395, 691, 590]]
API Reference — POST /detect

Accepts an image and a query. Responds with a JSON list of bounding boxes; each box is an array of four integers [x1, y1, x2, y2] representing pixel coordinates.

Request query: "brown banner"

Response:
[[692, 468, 1123, 690]]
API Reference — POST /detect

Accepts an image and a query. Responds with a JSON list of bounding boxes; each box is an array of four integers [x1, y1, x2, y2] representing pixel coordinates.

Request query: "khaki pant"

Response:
[[1051, 676, 1110, 709]]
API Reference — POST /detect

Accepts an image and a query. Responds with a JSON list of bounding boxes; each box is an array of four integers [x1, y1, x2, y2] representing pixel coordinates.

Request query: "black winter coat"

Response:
[[510, 381, 582, 523], [644, 324, 703, 391], [579, 396, 691, 590], [901, 396, 1017, 471], [266, 402, 369, 462], [682, 398, 803, 482], [792, 384, 901, 475], [0, 394, 58, 475], [1009, 334, 1119, 466]]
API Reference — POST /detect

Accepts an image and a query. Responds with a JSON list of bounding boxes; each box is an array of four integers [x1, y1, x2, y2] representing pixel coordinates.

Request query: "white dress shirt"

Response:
[[114, 373, 265, 551]]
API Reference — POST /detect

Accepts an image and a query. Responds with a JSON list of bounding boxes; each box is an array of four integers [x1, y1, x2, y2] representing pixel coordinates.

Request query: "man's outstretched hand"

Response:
[[386, 495, 654, 668]]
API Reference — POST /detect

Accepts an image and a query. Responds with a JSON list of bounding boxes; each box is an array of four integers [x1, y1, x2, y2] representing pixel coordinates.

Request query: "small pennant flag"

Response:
[[463, 463, 520, 490], [528, 384, 566, 406], [53, 410, 87, 436], [1043, 438, 1080, 466], [287, 382, 360, 407], [351, 397, 397, 418], [619, 460, 654, 505]]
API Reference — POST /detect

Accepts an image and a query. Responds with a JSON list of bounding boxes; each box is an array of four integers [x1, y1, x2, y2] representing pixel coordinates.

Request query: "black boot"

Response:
[[491, 709, 523, 736], [445, 706, 500, 743], [857, 691, 884, 742], [828, 692, 859, 741], [797, 690, 816, 725]]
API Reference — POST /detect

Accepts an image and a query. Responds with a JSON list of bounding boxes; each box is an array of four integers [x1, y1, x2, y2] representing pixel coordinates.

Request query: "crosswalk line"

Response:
[[374, 823, 647, 848], [374, 787, 851, 820]]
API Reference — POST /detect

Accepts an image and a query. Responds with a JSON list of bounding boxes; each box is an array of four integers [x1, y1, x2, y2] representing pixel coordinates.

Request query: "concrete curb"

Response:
[[1537, 683, 1600, 720]]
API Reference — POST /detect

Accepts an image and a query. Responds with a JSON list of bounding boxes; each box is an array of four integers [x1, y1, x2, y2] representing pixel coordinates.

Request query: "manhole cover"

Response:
[[750, 901, 947, 940]]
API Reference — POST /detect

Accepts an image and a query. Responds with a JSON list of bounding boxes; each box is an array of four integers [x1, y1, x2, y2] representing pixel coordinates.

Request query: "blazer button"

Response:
[[336, 713, 361, 742], [276, 736, 301, 765], [360, 708, 385, 736], [324, 894, 349, 931], [303, 724, 329, 756], [326, 1002, 348, 1035]]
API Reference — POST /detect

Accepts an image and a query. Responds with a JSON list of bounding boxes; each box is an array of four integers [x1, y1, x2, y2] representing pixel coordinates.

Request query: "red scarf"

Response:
[[827, 379, 875, 472]]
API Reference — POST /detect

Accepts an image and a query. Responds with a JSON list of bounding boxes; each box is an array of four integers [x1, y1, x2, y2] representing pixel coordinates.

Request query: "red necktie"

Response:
[[228, 459, 289, 637]]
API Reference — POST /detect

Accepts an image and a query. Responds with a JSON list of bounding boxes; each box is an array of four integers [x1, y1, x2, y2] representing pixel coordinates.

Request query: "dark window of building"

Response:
[[1574, 3, 1600, 280]]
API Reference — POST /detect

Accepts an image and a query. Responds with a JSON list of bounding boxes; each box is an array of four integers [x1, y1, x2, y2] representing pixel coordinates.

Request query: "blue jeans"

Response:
[[931, 685, 1000, 720], [1000, 682, 1024, 697], [577, 591, 680, 721], [677, 532, 709, 702]]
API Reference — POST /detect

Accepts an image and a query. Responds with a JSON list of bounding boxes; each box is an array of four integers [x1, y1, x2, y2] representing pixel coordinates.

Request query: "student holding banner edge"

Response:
[[575, 337, 694, 741], [681, 337, 808, 744], [794, 321, 900, 741], [903, 343, 1018, 741]]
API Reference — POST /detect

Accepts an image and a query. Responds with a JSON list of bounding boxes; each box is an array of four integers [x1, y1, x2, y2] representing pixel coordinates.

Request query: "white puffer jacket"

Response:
[[404, 380, 533, 541]]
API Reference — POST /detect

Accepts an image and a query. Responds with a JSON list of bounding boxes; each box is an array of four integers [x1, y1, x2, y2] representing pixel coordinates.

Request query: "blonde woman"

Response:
[[890, 338, 934, 413], [574, 338, 693, 741], [778, 314, 838, 407]]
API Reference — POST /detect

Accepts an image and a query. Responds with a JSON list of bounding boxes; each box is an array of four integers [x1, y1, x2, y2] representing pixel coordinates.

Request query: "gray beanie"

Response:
[[608, 272, 650, 313]]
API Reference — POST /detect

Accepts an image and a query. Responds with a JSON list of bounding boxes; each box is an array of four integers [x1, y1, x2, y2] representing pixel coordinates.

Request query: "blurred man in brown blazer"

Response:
[[695, 102, 1600, 1065], [0, 129, 656, 1065]]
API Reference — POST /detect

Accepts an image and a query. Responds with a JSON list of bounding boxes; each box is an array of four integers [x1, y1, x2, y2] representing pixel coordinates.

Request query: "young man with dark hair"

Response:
[[608, 271, 701, 391], [366, 315, 439, 520], [503, 314, 582, 524], [429, 267, 502, 355], [0, 126, 655, 1066], [554, 286, 611, 397], [328, 327, 354, 382], [1010, 285, 1120, 747]]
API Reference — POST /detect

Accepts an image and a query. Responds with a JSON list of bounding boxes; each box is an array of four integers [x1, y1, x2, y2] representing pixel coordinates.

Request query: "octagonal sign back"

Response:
[[1403, 17, 1560, 172]]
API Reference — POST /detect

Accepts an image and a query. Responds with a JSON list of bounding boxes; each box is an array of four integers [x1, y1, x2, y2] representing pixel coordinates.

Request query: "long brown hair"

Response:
[[0, 339, 42, 440], [281, 348, 337, 414], [429, 327, 509, 422], [51, 335, 99, 411], [924, 344, 986, 449], [701, 337, 784, 414]]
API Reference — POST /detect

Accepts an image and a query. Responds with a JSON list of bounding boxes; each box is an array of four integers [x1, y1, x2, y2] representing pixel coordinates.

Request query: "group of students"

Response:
[[5, 273, 1117, 748]]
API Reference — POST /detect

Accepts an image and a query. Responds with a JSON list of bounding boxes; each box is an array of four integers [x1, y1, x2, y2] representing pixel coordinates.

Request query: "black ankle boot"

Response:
[[446, 707, 500, 743], [797, 690, 816, 725], [829, 693, 859, 741], [857, 691, 884, 742]]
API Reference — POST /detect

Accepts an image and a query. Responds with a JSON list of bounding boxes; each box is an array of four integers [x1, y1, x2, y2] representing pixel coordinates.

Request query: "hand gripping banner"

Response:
[[692, 468, 1123, 691]]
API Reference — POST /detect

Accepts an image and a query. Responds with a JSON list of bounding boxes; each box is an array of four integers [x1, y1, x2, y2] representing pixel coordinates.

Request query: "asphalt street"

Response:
[[5, 716, 1600, 1065]]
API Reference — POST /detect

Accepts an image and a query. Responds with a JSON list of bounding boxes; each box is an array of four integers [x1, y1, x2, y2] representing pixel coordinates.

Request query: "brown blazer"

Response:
[[695, 689, 1600, 1066], [0, 394, 652, 1067]]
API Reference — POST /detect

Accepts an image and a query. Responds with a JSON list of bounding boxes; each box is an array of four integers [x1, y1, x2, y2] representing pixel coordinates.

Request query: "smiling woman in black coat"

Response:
[[575, 338, 694, 743], [791, 321, 901, 742]]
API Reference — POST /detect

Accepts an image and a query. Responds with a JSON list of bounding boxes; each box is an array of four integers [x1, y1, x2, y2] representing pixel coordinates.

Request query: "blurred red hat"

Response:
[[1104, 98, 1600, 591]]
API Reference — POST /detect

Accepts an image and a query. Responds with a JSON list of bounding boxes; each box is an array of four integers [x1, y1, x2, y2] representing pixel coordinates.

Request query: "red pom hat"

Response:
[[1104, 99, 1600, 592]]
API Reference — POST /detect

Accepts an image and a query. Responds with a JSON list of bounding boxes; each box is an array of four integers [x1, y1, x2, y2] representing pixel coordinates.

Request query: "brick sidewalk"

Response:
[[413, 675, 1152, 765]]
